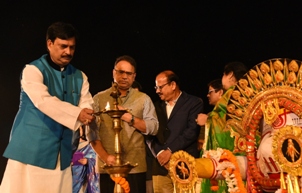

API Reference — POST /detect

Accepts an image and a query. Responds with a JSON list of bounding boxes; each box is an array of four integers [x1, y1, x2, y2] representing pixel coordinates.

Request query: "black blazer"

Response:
[[151, 91, 203, 175]]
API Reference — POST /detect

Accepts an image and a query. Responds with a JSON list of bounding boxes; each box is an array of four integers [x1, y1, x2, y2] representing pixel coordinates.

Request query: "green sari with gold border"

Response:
[[200, 86, 235, 193]]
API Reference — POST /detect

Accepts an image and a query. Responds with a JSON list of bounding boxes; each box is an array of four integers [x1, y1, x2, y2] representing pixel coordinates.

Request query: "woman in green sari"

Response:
[[197, 62, 247, 193]]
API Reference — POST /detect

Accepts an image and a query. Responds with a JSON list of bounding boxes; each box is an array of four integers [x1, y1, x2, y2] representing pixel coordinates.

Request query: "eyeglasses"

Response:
[[154, 82, 171, 90], [114, 69, 135, 76], [208, 89, 217, 94]]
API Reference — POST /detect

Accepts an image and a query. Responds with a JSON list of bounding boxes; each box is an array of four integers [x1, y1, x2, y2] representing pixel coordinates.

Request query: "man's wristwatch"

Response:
[[128, 114, 135, 126]]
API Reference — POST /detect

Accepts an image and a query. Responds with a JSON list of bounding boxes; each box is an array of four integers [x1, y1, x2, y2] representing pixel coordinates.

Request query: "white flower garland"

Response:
[[202, 148, 243, 193]]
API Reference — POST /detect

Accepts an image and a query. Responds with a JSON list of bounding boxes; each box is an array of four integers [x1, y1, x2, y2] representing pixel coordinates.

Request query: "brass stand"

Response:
[[96, 82, 137, 193]]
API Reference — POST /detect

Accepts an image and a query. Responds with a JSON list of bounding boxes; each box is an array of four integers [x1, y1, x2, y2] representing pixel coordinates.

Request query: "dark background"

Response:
[[1, 1, 302, 182]]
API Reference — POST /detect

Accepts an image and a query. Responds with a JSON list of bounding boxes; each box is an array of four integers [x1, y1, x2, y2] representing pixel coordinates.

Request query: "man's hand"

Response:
[[121, 112, 132, 123], [117, 106, 132, 123], [105, 155, 116, 165], [163, 162, 170, 170], [78, 108, 95, 125], [90, 140, 116, 166], [198, 139, 204, 151], [157, 149, 172, 166], [196, 113, 208, 126], [117, 105, 126, 110]]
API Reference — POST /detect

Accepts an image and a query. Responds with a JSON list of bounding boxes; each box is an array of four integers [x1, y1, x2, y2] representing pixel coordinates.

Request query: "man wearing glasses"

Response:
[[90, 55, 158, 193], [150, 70, 204, 193]]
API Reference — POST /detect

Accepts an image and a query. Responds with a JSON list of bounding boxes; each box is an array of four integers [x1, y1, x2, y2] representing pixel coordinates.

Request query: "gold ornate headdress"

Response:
[[225, 58, 302, 191], [169, 58, 302, 192]]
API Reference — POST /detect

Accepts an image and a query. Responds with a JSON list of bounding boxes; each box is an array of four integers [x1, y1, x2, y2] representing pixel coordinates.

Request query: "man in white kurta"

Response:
[[0, 22, 98, 193]]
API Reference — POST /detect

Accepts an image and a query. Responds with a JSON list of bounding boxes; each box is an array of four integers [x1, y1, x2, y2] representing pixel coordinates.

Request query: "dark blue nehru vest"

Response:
[[3, 54, 83, 170]]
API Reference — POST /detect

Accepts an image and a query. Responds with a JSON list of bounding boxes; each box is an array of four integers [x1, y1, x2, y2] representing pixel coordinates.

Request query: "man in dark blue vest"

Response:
[[0, 22, 98, 193]]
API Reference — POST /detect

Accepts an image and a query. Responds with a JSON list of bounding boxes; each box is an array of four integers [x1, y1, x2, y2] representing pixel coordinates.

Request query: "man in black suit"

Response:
[[150, 70, 203, 193]]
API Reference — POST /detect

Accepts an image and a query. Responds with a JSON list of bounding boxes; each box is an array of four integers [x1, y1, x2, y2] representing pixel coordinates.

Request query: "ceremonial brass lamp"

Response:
[[94, 82, 138, 193]]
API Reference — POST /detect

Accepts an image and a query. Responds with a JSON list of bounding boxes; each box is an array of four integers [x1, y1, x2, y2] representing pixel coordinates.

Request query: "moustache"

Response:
[[62, 55, 73, 59]]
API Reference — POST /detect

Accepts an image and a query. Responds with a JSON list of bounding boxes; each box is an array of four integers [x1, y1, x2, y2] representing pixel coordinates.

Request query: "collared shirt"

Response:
[[156, 92, 182, 156], [165, 91, 182, 118]]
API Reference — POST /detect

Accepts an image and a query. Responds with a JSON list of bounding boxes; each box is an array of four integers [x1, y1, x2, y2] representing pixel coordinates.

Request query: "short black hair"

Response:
[[114, 55, 137, 72], [208, 79, 223, 91], [46, 22, 78, 42], [224, 62, 247, 81]]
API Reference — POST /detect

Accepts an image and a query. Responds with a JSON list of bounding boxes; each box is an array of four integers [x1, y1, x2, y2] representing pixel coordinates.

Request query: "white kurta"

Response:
[[1, 155, 72, 193], [0, 64, 94, 193]]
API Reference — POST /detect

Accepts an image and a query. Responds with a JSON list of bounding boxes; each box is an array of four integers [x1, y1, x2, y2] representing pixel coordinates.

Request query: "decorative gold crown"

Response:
[[226, 58, 302, 132], [225, 58, 302, 191]]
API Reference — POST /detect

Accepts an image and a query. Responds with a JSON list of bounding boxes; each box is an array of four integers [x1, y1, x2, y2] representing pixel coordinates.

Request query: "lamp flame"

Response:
[[105, 102, 110, 110]]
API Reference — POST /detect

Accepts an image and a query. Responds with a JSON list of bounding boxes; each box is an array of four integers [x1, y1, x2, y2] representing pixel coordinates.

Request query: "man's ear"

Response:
[[171, 81, 177, 90], [218, 89, 224, 96], [112, 69, 115, 77], [46, 39, 52, 51]]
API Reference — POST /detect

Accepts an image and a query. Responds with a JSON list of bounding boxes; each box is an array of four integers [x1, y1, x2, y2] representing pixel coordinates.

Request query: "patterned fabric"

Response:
[[200, 86, 235, 193], [72, 141, 100, 193], [205, 86, 235, 152]]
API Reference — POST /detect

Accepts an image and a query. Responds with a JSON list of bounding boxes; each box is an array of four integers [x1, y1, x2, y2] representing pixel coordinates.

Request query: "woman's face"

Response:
[[207, 86, 223, 106]]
